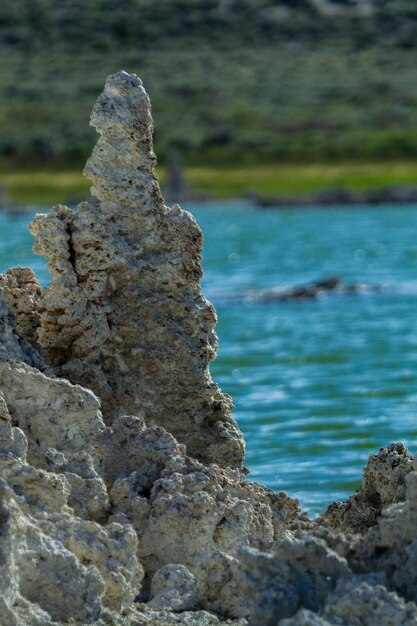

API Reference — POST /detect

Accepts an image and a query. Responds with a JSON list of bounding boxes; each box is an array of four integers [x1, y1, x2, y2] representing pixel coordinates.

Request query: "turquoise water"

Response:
[[2, 201, 417, 515]]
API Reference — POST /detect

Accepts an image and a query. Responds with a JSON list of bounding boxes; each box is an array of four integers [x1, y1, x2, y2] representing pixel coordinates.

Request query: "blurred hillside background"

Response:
[[3, 0, 417, 202]]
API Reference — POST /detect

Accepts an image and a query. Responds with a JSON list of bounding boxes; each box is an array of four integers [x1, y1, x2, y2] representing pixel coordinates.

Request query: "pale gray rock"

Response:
[[93, 413, 185, 489], [0, 479, 102, 624], [279, 610, 332, 626], [0, 364, 110, 523], [104, 415, 300, 608], [0, 361, 105, 466], [149, 564, 200, 611], [37, 513, 142, 611], [322, 581, 417, 626], [41, 447, 110, 521], [30, 70, 244, 469], [133, 609, 247, 625], [0, 372, 145, 625], [0, 477, 147, 625], [0, 390, 27, 462], [280, 581, 417, 626], [219, 536, 350, 623], [0, 281, 296, 625]]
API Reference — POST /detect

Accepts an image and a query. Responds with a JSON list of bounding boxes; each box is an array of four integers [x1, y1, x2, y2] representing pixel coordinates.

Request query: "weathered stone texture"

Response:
[[30, 71, 244, 469], [1, 70, 417, 626], [348, 458, 417, 603], [0, 267, 41, 346], [0, 282, 46, 370], [0, 375, 143, 624], [219, 536, 351, 623], [319, 443, 414, 533], [279, 582, 417, 625], [95, 413, 300, 610]]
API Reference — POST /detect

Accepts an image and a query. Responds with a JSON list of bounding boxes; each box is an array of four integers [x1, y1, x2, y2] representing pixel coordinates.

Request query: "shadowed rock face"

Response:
[[30, 71, 244, 469]]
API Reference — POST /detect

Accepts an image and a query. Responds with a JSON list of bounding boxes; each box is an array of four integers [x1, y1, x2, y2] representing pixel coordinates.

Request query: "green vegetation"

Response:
[[187, 162, 417, 199], [0, 171, 91, 205], [5, 162, 417, 205], [1, 0, 417, 172]]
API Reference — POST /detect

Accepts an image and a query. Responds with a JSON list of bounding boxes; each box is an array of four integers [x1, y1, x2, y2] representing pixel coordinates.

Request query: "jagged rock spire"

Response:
[[84, 71, 161, 207], [30, 71, 245, 468]]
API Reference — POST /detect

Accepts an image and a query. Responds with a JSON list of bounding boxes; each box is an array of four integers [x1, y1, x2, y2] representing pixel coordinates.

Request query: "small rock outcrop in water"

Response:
[[252, 184, 417, 208], [1, 71, 417, 625], [30, 72, 244, 469]]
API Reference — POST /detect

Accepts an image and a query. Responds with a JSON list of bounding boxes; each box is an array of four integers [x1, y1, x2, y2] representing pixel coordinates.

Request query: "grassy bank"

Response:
[[186, 162, 417, 200], [4, 4, 417, 166], [2, 162, 417, 206]]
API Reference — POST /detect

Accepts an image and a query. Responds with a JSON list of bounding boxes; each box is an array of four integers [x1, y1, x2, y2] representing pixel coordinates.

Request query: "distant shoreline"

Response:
[[251, 184, 417, 209], [3, 161, 417, 207]]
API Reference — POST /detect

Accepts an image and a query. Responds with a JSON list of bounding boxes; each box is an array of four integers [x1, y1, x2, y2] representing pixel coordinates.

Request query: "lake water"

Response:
[[2, 201, 417, 515]]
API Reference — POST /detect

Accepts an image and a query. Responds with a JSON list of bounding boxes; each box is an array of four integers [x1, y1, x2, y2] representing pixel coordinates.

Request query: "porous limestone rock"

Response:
[[279, 581, 417, 625], [348, 458, 417, 604], [133, 610, 247, 625], [0, 268, 42, 346], [321, 581, 417, 626], [0, 482, 104, 626], [0, 383, 144, 625], [93, 413, 186, 489], [148, 564, 200, 611], [218, 536, 351, 623], [319, 443, 413, 533], [0, 396, 244, 625], [0, 290, 296, 624], [30, 70, 244, 469], [214, 449, 417, 624], [0, 285, 46, 370], [2, 71, 417, 626], [37, 513, 141, 611], [0, 361, 110, 522], [96, 414, 300, 608], [0, 361, 105, 466]]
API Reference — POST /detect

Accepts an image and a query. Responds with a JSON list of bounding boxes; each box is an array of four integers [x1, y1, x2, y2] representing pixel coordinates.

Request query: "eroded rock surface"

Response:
[[1, 71, 417, 626], [0, 268, 42, 346], [0, 278, 47, 371], [319, 443, 414, 533], [279, 581, 417, 625], [348, 457, 417, 603], [30, 71, 244, 469], [92, 413, 300, 612], [0, 374, 143, 624], [219, 536, 351, 623]]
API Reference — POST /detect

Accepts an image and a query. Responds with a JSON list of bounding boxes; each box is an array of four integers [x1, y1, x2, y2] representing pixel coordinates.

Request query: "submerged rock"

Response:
[[0, 71, 417, 625]]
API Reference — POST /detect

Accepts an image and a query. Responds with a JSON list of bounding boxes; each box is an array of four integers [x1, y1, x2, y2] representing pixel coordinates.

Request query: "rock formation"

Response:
[[0, 268, 47, 371], [318, 443, 414, 533], [30, 71, 244, 469], [1, 71, 417, 625]]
